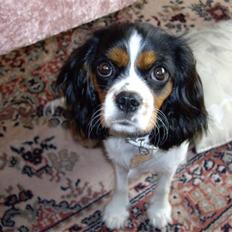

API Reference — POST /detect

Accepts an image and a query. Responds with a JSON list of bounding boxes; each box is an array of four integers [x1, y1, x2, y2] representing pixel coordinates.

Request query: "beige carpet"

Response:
[[0, 0, 232, 231]]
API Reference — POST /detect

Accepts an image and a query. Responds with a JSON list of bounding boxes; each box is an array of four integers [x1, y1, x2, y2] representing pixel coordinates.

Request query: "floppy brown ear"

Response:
[[150, 39, 208, 149], [56, 37, 108, 140]]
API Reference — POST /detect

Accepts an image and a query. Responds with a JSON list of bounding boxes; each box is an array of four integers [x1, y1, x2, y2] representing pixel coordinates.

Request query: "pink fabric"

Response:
[[0, 0, 136, 55]]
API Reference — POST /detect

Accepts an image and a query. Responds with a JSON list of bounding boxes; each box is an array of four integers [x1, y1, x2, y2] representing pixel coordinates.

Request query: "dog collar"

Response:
[[126, 136, 158, 169], [126, 135, 158, 155]]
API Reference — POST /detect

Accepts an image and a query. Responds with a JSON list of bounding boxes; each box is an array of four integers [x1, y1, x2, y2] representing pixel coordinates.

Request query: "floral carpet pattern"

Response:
[[0, 0, 232, 231]]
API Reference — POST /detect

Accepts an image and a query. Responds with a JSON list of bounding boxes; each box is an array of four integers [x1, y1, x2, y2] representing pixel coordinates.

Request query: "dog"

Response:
[[49, 22, 210, 229]]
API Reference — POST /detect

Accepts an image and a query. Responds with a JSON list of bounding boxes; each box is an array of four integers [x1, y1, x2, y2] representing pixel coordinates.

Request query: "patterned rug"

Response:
[[1, 0, 232, 231]]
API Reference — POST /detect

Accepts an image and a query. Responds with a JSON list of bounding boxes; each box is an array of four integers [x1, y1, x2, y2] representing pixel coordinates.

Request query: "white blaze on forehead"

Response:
[[128, 31, 142, 76], [102, 30, 155, 133]]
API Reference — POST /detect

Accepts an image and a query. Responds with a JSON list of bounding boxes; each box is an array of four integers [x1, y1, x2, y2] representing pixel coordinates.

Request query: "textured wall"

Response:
[[0, 0, 136, 55]]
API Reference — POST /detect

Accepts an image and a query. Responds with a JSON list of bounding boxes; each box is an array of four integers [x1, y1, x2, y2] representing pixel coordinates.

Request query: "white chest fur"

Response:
[[104, 137, 189, 174]]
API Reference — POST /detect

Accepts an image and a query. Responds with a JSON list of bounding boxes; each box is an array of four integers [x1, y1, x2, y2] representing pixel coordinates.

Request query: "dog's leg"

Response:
[[139, 142, 188, 229], [147, 171, 175, 229], [103, 164, 129, 229], [129, 167, 174, 229], [147, 142, 189, 229]]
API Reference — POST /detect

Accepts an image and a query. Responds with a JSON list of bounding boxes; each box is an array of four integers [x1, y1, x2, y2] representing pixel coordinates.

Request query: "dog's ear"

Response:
[[56, 37, 108, 140], [150, 39, 208, 149]]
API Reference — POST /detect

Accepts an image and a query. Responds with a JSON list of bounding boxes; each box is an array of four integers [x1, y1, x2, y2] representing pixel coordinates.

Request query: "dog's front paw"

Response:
[[103, 200, 129, 229], [147, 202, 172, 229], [43, 97, 65, 116]]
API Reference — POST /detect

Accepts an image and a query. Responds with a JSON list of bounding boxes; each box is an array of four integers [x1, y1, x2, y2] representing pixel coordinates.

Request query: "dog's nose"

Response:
[[115, 91, 142, 113]]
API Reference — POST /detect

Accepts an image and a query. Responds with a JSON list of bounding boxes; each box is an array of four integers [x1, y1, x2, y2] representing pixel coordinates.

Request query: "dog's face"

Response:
[[93, 29, 173, 137], [57, 23, 207, 149]]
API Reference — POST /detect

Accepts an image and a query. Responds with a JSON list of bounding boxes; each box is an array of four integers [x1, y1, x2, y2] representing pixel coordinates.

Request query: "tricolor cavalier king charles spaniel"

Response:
[[53, 23, 209, 229]]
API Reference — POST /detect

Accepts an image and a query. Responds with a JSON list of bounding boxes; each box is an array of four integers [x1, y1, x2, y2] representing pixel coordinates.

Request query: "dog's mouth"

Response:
[[114, 120, 134, 126], [109, 119, 140, 136]]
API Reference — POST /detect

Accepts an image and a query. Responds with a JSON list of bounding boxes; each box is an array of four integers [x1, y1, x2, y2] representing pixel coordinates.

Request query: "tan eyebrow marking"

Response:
[[136, 51, 157, 70], [107, 48, 129, 67]]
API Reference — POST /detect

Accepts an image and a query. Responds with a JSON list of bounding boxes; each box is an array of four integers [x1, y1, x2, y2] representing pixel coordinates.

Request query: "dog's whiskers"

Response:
[[87, 106, 103, 138], [151, 108, 169, 146]]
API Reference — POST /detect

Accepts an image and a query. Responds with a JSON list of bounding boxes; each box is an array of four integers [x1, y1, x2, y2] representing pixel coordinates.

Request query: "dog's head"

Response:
[[57, 23, 207, 149]]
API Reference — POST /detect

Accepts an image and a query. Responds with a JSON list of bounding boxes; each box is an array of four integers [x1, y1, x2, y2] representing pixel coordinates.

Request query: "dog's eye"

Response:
[[151, 66, 169, 82], [97, 62, 113, 78]]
